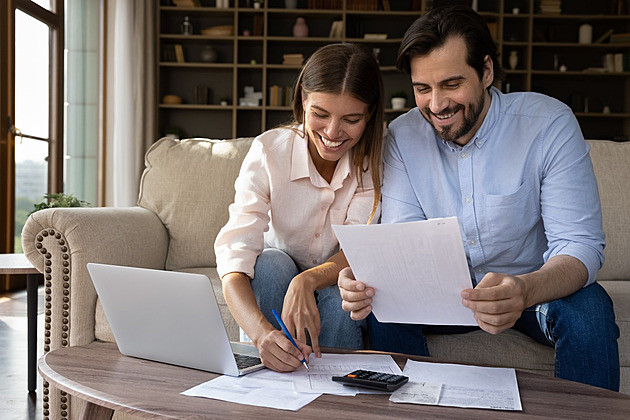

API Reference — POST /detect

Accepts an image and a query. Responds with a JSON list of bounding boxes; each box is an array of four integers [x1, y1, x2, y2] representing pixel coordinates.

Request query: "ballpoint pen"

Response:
[[271, 308, 309, 371]]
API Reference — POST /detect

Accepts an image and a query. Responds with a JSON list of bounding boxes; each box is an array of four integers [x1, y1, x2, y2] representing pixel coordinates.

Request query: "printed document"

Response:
[[333, 217, 477, 325], [394, 360, 522, 411]]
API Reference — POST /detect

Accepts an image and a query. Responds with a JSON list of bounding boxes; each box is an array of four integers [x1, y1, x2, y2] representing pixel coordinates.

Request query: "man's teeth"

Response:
[[435, 111, 455, 120], [320, 136, 343, 148]]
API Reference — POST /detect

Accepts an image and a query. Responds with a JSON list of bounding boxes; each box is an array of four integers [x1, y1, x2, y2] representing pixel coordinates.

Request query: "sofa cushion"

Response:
[[588, 140, 630, 281], [138, 137, 254, 271]]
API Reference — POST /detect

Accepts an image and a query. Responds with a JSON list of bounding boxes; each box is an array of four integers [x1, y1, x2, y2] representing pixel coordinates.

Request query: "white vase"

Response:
[[579, 23, 593, 44], [391, 97, 406, 110], [509, 50, 518, 70]]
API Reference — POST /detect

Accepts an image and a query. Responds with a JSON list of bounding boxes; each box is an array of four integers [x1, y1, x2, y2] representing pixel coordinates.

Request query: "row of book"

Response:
[[603, 53, 630, 73], [193, 86, 212, 105], [268, 85, 294, 107], [282, 53, 304, 65], [539, 0, 561, 15], [163, 44, 186, 63]]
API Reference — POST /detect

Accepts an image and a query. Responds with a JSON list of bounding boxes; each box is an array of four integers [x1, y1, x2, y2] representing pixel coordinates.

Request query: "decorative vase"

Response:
[[285, 0, 297, 8], [509, 50, 518, 70], [391, 97, 406, 110], [200, 45, 218, 63], [578, 23, 593, 44], [293, 17, 308, 37], [180, 16, 193, 35]]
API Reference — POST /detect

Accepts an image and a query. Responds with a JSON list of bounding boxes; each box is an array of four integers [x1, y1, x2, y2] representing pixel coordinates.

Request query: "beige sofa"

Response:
[[23, 137, 630, 419]]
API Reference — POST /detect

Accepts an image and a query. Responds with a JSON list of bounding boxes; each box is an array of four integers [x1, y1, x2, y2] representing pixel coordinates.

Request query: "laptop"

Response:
[[86, 262, 265, 376]]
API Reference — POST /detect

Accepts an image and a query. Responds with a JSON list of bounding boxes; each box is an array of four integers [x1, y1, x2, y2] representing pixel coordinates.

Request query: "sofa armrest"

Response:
[[21, 206, 169, 351]]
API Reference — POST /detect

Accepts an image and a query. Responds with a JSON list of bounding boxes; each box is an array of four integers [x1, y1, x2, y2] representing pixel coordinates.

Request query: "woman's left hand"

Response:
[[281, 274, 322, 357]]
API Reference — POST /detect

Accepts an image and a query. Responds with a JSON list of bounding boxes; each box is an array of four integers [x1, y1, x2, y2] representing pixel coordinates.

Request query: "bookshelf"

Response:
[[157, 0, 630, 140]]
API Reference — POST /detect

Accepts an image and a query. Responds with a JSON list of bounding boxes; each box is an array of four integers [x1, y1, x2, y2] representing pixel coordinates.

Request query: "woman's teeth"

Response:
[[320, 135, 344, 148]]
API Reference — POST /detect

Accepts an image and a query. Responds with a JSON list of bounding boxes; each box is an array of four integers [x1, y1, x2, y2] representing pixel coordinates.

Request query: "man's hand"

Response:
[[461, 272, 529, 335], [281, 274, 322, 357], [255, 328, 311, 372], [338, 267, 374, 320]]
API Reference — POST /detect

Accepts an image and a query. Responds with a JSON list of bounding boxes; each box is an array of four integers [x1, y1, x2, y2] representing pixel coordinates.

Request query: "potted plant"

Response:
[[390, 91, 408, 110], [253, 0, 263, 9], [220, 96, 230, 106], [29, 192, 90, 216]]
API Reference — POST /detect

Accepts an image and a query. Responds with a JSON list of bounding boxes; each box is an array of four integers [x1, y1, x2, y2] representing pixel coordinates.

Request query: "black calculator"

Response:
[[332, 369, 409, 391]]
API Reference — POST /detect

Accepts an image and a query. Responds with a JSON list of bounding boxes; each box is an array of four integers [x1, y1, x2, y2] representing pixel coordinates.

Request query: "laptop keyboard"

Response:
[[235, 353, 262, 369]]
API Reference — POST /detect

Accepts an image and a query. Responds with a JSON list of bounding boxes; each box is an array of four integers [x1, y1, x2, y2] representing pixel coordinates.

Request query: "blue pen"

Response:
[[272, 308, 309, 371]]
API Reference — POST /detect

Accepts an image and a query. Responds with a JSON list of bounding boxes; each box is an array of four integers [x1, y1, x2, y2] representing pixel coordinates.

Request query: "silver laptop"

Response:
[[86, 263, 265, 376]]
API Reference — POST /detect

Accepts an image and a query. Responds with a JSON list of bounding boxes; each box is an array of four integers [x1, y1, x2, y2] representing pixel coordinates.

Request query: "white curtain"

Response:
[[105, 0, 155, 206]]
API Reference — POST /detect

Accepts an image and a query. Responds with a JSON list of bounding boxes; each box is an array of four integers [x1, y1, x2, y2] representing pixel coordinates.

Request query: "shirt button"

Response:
[[312, 259, 317, 265], [315, 233, 320, 238], [469, 239, 476, 245], [476, 268, 483, 274], [465, 197, 472, 203], [321, 206, 326, 211], [460, 152, 468, 158]]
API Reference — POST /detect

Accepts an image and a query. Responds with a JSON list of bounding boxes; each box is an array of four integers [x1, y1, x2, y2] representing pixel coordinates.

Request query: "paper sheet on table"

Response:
[[291, 353, 402, 395], [400, 360, 522, 411], [181, 373, 321, 411], [333, 217, 477, 325]]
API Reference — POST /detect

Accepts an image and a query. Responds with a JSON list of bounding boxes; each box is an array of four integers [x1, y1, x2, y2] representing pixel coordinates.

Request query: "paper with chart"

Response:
[[333, 217, 477, 325], [291, 353, 402, 395], [395, 360, 522, 411]]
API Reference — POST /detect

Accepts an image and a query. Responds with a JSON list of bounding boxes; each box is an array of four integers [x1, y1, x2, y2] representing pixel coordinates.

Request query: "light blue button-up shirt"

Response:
[[383, 87, 604, 287]]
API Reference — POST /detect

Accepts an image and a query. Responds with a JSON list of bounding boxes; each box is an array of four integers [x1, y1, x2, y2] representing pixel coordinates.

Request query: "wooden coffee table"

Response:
[[39, 341, 630, 419], [38, 342, 630, 420]]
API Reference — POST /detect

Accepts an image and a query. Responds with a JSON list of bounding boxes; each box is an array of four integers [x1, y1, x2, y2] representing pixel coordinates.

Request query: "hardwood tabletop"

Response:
[[0, 253, 39, 274], [39, 341, 630, 420]]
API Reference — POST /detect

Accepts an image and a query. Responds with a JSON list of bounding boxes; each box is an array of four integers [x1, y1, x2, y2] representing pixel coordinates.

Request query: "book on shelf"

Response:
[[610, 33, 630, 44], [329, 20, 343, 39], [363, 33, 387, 40], [282, 53, 304, 65], [253, 15, 264, 36], [308, 0, 342, 8], [172, 0, 200, 6], [347, 0, 378, 10], [162, 44, 175, 62], [594, 29, 614, 44], [193, 85, 210, 105], [174, 44, 185, 63]]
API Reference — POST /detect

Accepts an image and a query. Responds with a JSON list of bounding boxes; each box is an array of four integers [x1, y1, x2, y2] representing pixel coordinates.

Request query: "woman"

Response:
[[214, 43, 384, 372]]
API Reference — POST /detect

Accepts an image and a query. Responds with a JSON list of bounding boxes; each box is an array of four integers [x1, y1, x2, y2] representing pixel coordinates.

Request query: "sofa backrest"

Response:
[[138, 137, 254, 271], [587, 140, 630, 281]]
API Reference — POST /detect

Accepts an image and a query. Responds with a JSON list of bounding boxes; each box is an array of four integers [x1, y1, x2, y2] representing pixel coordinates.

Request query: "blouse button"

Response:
[[312, 259, 317, 265], [315, 233, 320, 238]]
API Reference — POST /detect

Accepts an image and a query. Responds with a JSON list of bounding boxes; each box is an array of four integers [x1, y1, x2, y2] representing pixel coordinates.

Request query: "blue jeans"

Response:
[[250, 248, 365, 349], [367, 282, 620, 391]]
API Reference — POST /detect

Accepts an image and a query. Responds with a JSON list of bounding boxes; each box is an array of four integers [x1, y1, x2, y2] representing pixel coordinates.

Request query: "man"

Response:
[[338, 5, 620, 391]]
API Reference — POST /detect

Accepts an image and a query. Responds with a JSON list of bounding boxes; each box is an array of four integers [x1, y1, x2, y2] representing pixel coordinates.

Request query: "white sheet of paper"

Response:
[[182, 374, 321, 411], [401, 360, 522, 411], [292, 353, 402, 395], [333, 217, 477, 325], [389, 381, 442, 405]]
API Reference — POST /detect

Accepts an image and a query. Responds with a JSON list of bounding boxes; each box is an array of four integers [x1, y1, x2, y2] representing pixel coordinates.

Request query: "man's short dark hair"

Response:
[[396, 5, 505, 86]]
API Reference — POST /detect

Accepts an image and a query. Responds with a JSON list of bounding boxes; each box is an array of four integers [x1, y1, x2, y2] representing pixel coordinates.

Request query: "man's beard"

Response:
[[422, 91, 486, 143]]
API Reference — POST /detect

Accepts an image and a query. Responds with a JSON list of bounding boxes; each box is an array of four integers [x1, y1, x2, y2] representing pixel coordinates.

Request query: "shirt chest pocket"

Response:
[[484, 182, 541, 245]]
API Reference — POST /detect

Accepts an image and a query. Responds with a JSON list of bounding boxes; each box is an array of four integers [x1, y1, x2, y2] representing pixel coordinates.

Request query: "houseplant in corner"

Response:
[[390, 91, 408, 110]]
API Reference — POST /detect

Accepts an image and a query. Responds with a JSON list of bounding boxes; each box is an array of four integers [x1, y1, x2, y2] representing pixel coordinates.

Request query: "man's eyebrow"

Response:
[[310, 104, 365, 117], [412, 76, 466, 86]]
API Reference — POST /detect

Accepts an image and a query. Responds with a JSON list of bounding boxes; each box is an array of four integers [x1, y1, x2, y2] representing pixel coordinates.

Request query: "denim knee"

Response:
[[250, 248, 299, 327], [316, 284, 365, 349]]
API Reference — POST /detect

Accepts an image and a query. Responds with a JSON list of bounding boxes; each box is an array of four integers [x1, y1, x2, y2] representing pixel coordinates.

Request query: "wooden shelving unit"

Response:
[[157, 0, 630, 140]]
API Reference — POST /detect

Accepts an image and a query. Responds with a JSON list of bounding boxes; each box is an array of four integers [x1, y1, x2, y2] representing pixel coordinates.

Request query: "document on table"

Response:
[[290, 353, 402, 395], [181, 353, 402, 410], [391, 360, 522, 411], [332, 217, 477, 325]]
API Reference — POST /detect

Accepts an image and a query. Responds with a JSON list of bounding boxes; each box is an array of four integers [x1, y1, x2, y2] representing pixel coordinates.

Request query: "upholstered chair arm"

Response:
[[21, 206, 169, 350]]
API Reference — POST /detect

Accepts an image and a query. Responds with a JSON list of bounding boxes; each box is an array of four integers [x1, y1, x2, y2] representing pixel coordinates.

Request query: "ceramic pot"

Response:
[[293, 17, 308, 37], [509, 50, 518, 70], [391, 97, 406, 110], [200, 45, 218, 63]]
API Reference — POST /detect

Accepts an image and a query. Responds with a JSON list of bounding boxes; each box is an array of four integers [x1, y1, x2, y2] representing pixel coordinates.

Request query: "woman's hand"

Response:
[[281, 273, 322, 357], [255, 326, 311, 372]]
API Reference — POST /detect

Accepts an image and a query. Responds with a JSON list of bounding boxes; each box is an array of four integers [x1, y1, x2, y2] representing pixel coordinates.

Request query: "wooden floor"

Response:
[[0, 286, 44, 420]]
